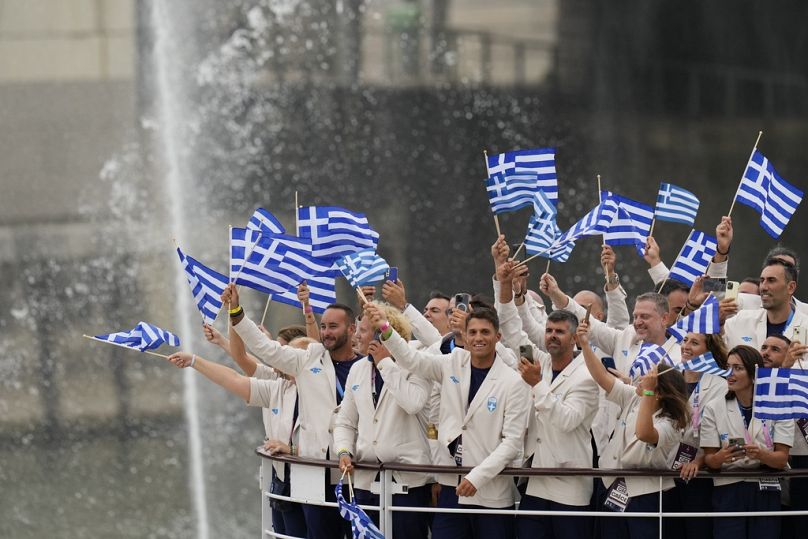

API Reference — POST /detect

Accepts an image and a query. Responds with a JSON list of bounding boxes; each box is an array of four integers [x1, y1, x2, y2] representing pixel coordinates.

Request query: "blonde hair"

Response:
[[288, 336, 317, 350], [373, 301, 412, 341]]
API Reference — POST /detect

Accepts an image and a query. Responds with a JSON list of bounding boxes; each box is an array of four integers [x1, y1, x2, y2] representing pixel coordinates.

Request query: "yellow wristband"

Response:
[[228, 305, 242, 315]]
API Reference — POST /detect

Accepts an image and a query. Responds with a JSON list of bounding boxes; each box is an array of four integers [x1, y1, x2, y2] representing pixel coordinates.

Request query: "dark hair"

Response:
[[766, 333, 792, 347], [466, 307, 499, 332], [635, 292, 669, 316], [742, 277, 760, 287], [277, 325, 307, 343], [763, 257, 799, 285], [325, 303, 355, 322], [766, 245, 800, 278], [659, 280, 690, 297], [429, 291, 451, 302], [470, 294, 495, 311], [725, 345, 764, 401], [656, 363, 690, 430], [705, 334, 729, 369], [546, 310, 578, 333]]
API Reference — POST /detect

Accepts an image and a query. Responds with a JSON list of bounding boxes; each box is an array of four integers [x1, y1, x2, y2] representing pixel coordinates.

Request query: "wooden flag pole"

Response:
[[656, 228, 693, 293], [483, 149, 502, 236], [727, 130, 763, 218], [544, 259, 551, 276], [648, 217, 656, 238], [513, 219, 536, 259], [597, 174, 607, 247], [83, 334, 170, 359], [356, 287, 370, 305]]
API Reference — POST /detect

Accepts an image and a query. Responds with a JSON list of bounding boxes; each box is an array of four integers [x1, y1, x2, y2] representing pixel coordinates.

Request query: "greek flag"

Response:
[[176, 246, 229, 325], [629, 343, 673, 379], [600, 191, 654, 256], [753, 368, 808, 420], [484, 172, 541, 214], [95, 322, 180, 352], [487, 147, 558, 203], [335, 480, 385, 538], [230, 228, 337, 313], [247, 207, 285, 235], [297, 206, 380, 259], [736, 150, 803, 238], [655, 183, 700, 226], [668, 295, 720, 342], [555, 196, 620, 246], [677, 352, 731, 377], [524, 191, 568, 259], [667, 230, 717, 287], [337, 249, 390, 287]]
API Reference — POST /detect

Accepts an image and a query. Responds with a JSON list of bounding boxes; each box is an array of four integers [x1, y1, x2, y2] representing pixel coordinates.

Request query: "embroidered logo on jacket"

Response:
[[351, 384, 360, 392], [622, 349, 629, 356], [310, 367, 322, 374], [271, 408, 279, 415], [450, 375, 460, 384], [742, 336, 753, 343], [487, 397, 498, 412]]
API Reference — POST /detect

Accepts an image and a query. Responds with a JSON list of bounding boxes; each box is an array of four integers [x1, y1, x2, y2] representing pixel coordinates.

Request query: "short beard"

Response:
[[324, 332, 348, 352]]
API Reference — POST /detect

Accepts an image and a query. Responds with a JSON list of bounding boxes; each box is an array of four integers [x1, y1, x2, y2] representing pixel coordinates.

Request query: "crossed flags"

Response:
[[668, 295, 720, 342]]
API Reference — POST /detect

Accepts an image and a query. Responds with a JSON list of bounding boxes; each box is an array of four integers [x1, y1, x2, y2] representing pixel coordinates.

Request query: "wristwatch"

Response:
[[606, 273, 620, 286]]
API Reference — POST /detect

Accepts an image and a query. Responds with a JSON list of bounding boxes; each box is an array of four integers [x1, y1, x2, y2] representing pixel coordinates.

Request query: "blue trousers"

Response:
[[271, 469, 307, 538], [516, 493, 592, 539], [354, 484, 431, 539], [713, 481, 780, 539], [300, 477, 352, 539], [431, 484, 514, 539], [784, 455, 808, 539], [599, 488, 660, 539], [661, 478, 713, 539]]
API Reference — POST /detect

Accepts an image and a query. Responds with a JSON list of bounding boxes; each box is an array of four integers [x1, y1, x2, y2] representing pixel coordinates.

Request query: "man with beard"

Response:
[[222, 283, 360, 539]]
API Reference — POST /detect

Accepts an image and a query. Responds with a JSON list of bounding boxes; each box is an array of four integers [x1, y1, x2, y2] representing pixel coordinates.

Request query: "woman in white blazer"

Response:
[[701, 345, 793, 539], [578, 320, 689, 539]]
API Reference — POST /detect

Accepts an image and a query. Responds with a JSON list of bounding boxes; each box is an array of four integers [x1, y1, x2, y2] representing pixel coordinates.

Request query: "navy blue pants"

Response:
[[713, 481, 780, 539], [599, 487, 660, 539], [354, 484, 431, 539], [271, 469, 307, 538], [784, 455, 808, 539], [300, 478, 351, 539], [661, 478, 713, 539], [516, 493, 592, 539], [431, 484, 514, 539]]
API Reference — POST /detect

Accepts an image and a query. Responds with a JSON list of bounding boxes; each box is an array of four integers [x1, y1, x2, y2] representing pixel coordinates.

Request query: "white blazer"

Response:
[[384, 329, 530, 508], [680, 373, 728, 450], [248, 376, 298, 481], [523, 354, 599, 506], [403, 304, 442, 349], [723, 307, 808, 351], [234, 315, 343, 483], [333, 357, 432, 491]]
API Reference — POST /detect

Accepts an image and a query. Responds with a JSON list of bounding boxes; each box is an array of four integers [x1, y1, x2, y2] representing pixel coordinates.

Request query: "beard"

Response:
[[323, 331, 349, 352]]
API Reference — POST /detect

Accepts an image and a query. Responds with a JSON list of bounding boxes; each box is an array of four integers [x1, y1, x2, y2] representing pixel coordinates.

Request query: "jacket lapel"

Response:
[[323, 352, 338, 404], [464, 356, 502, 420], [549, 355, 583, 391]]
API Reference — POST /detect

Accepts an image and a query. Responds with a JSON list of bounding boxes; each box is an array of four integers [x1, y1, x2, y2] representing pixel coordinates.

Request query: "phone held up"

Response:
[[454, 293, 472, 312], [724, 280, 740, 302], [519, 344, 534, 365], [385, 266, 398, 283]]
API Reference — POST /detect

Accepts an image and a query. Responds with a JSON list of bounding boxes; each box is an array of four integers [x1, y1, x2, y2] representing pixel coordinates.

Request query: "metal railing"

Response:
[[257, 448, 808, 539]]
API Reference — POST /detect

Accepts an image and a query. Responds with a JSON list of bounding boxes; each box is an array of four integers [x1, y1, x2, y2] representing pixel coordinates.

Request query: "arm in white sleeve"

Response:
[[532, 374, 599, 433], [648, 261, 669, 286], [376, 358, 430, 415], [517, 296, 548, 351], [403, 304, 442, 347], [560, 295, 623, 357], [605, 285, 630, 330], [382, 329, 445, 383], [707, 259, 728, 278], [232, 316, 306, 377], [497, 298, 535, 357]]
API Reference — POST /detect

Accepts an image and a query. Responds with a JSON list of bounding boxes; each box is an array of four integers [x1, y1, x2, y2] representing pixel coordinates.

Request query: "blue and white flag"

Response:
[[600, 191, 654, 256], [668, 295, 721, 342], [95, 322, 180, 352], [667, 230, 717, 287], [736, 150, 803, 238], [297, 206, 380, 259], [629, 343, 674, 379], [335, 480, 385, 538], [247, 207, 285, 235], [555, 196, 620, 246], [677, 352, 731, 377], [487, 147, 558, 204], [176, 247, 228, 325], [337, 249, 390, 287], [524, 190, 570, 260], [655, 183, 700, 226], [484, 172, 541, 214], [753, 368, 808, 420]]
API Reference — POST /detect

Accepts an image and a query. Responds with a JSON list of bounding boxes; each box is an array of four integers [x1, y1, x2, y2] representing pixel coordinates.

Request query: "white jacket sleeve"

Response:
[[497, 298, 531, 355], [558, 295, 624, 357], [383, 329, 445, 383], [233, 316, 307, 377], [707, 259, 728, 278], [605, 285, 630, 330], [376, 357, 430, 415], [403, 304, 442, 347], [517, 297, 547, 350], [532, 374, 599, 433], [648, 262, 669, 285]]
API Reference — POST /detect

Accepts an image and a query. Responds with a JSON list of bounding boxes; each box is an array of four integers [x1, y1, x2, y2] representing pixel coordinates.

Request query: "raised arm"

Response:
[[167, 351, 250, 402], [297, 281, 321, 341], [635, 368, 661, 444], [601, 245, 630, 330], [383, 278, 442, 346], [371, 342, 430, 415], [576, 321, 616, 394]]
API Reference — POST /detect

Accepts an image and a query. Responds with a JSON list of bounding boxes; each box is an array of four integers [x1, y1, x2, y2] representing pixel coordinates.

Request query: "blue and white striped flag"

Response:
[[655, 183, 700, 226], [337, 249, 390, 287], [753, 368, 808, 420], [176, 247, 228, 325], [668, 295, 720, 342], [335, 480, 385, 538], [484, 172, 541, 214], [600, 191, 654, 256], [297, 206, 380, 259], [629, 343, 674, 379], [555, 196, 620, 246], [487, 147, 558, 204], [247, 207, 285, 235], [95, 322, 180, 352], [524, 190, 569, 259], [677, 352, 731, 377], [735, 150, 803, 238], [667, 230, 717, 287]]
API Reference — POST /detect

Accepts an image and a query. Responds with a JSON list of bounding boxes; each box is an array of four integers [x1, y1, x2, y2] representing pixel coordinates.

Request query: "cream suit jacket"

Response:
[[333, 356, 432, 491], [723, 306, 808, 350], [384, 329, 530, 508], [248, 376, 298, 481]]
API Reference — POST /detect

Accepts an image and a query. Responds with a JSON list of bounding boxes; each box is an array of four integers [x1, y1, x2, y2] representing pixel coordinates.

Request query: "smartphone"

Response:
[[583, 303, 593, 324], [724, 280, 740, 302], [728, 437, 746, 451], [601, 356, 617, 372], [703, 278, 727, 293], [793, 326, 804, 344], [519, 344, 534, 364], [385, 266, 398, 283], [454, 293, 472, 312], [372, 329, 381, 342]]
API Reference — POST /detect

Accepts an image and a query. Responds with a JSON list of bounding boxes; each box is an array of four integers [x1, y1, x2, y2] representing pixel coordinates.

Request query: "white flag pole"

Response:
[[83, 334, 170, 359], [484, 150, 502, 236], [727, 130, 763, 218]]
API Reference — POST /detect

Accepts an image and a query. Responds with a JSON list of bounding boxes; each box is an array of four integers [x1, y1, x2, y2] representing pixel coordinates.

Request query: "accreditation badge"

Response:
[[604, 478, 629, 512]]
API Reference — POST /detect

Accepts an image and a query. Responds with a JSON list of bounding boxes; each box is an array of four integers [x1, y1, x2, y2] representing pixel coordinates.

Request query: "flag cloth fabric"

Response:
[[600, 191, 654, 256], [247, 207, 285, 235], [677, 352, 731, 377], [297, 206, 380, 259], [555, 196, 620, 246], [176, 246, 229, 325], [668, 295, 721, 342], [736, 150, 803, 238], [629, 343, 674, 379], [524, 190, 572, 261], [230, 228, 337, 313], [335, 480, 385, 539], [95, 322, 180, 351], [484, 172, 542, 214], [486, 147, 558, 204], [655, 183, 700, 226], [753, 368, 808, 420], [667, 230, 718, 287], [337, 249, 390, 287]]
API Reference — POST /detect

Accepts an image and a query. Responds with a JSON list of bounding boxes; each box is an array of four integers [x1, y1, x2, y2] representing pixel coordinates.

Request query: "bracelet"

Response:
[[379, 321, 391, 334], [642, 390, 655, 396], [304, 305, 313, 314], [190, 354, 196, 368], [337, 449, 352, 459], [381, 328, 393, 340], [229, 306, 244, 318], [716, 246, 730, 256]]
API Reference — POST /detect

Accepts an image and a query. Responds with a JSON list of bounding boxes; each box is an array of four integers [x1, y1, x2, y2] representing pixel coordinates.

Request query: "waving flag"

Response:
[[487, 147, 558, 204], [335, 480, 385, 538], [247, 207, 285, 235], [629, 343, 674, 379], [668, 295, 720, 342], [524, 190, 567, 258], [753, 368, 808, 420], [555, 196, 620, 246], [677, 352, 731, 377], [655, 183, 700, 226], [297, 206, 379, 259], [176, 246, 228, 324], [337, 250, 390, 287], [95, 322, 180, 352], [667, 230, 717, 286], [484, 172, 542, 214], [735, 150, 803, 238], [600, 191, 654, 256]]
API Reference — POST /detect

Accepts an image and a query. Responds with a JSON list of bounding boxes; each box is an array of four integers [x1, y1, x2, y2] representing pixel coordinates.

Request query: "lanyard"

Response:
[[449, 337, 456, 352], [335, 376, 345, 400], [691, 381, 702, 431], [371, 365, 378, 407], [784, 306, 796, 334], [737, 400, 773, 449]]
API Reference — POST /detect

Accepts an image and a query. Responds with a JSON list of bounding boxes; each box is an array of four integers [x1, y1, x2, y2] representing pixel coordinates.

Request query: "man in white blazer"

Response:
[[223, 283, 359, 539], [382, 279, 450, 349], [364, 301, 529, 539]]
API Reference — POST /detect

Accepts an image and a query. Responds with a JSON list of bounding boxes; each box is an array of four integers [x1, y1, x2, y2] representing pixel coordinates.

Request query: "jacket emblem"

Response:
[[487, 396, 498, 412], [310, 367, 322, 374], [742, 336, 753, 343], [271, 408, 279, 415], [450, 375, 460, 384], [622, 349, 628, 356], [351, 384, 360, 391]]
